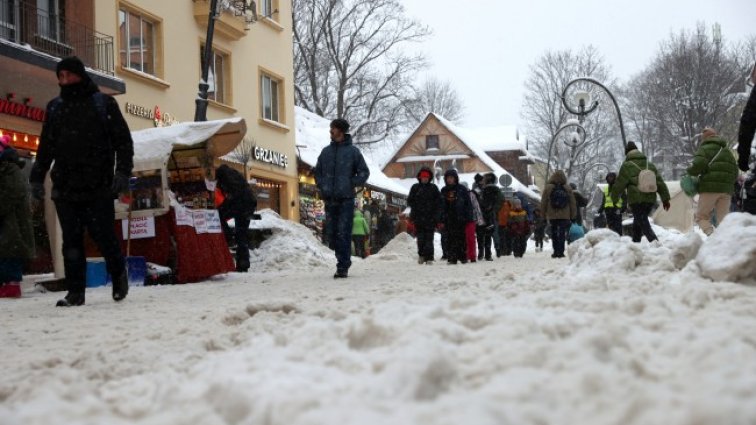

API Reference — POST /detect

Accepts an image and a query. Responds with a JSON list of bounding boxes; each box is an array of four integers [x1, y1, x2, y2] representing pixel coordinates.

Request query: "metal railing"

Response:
[[0, 0, 114, 75]]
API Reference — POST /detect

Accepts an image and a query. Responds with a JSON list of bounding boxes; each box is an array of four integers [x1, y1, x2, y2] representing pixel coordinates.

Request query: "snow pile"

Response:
[[370, 232, 417, 262], [248, 209, 333, 272], [695, 213, 756, 284], [567, 229, 644, 277]]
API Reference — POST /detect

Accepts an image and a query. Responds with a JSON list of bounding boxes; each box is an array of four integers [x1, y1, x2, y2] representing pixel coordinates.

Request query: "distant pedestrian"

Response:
[[314, 118, 370, 278], [570, 183, 588, 227], [464, 181, 484, 263], [29, 56, 134, 307], [686, 128, 739, 235], [533, 208, 546, 252], [215, 164, 257, 272], [496, 199, 513, 256], [407, 166, 442, 264], [440, 169, 473, 264], [598, 172, 625, 236], [612, 142, 670, 243], [478, 173, 502, 261], [0, 137, 34, 298], [352, 208, 369, 258], [540, 170, 576, 258], [507, 198, 530, 258]]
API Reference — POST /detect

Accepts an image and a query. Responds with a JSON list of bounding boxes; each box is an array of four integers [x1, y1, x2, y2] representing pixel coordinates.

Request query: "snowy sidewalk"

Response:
[[1, 213, 755, 425]]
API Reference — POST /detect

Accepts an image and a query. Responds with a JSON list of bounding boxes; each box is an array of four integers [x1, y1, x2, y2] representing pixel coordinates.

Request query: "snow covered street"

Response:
[[2, 213, 756, 425]]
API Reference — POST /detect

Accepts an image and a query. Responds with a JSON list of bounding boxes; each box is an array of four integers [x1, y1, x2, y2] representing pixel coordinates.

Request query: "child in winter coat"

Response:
[[441, 169, 473, 264], [497, 199, 513, 256], [0, 136, 34, 298], [507, 198, 531, 258]]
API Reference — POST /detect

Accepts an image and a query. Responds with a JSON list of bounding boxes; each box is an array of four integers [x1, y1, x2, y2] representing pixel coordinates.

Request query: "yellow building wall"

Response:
[[94, 0, 299, 221]]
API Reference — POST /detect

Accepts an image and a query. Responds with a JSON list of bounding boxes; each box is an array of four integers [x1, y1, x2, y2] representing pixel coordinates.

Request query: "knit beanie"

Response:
[[625, 141, 639, 155], [56, 56, 88, 79]]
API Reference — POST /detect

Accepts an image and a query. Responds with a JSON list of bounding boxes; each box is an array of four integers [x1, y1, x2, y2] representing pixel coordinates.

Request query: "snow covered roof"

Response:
[[396, 154, 470, 163], [131, 118, 246, 171], [294, 107, 409, 197]]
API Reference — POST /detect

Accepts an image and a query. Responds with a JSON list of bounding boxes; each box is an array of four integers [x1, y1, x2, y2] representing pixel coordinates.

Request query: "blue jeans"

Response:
[[325, 199, 354, 271], [549, 219, 570, 256]]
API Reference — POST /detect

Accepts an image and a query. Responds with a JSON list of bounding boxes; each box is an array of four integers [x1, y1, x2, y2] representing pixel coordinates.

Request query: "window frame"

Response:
[[200, 42, 232, 106], [117, 2, 163, 79], [259, 68, 285, 124], [426, 134, 440, 150]]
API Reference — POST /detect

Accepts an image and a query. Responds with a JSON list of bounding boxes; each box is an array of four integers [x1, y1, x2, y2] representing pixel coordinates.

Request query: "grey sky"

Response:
[[401, 0, 756, 129]]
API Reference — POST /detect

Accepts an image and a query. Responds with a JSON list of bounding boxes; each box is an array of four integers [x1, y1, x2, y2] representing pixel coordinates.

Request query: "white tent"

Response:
[[592, 182, 694, 233]]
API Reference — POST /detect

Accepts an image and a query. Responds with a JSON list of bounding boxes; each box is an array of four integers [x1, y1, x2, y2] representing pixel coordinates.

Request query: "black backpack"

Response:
[[550, 184, 569, 209]]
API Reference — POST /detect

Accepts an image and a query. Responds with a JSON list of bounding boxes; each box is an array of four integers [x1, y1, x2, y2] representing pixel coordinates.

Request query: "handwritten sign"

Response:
[[206, 210, 222, 234], [175, 205, 193, 226], [192, 210, 208, 234], [122, 216, 156, 239]]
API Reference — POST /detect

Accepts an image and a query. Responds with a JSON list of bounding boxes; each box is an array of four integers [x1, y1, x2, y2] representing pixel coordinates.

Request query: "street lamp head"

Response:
[[573, 90, 591, 109]]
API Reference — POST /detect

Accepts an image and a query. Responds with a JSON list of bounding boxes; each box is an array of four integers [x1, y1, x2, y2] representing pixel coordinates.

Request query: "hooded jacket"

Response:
[[686, 136, 738, 194], [440, 169, 473, 224], [407, 166, 443, 228], [0, 152, 35, 259], [540, 170, 577, 221], [314, 134, 370, 201], [352, 209, 370, 236], [30, 75, 134, 201], [612, 149, 670, 206], [216, 164, 257, 218], [479, 174, 503, 226]]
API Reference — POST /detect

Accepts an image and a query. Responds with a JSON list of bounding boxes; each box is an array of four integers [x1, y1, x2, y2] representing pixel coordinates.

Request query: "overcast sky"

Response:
[[401, 0, 756, 129]]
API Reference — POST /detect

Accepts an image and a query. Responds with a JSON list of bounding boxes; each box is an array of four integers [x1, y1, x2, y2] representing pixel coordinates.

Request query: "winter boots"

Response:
[[112, 270, 129, 302], [333, 269, 348, 279], [56, 291, 85, 307], [0, 282, 21, 298]]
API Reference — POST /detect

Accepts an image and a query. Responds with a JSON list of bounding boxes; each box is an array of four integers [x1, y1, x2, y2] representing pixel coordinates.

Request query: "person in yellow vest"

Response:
[[598, 172, 626, 235]]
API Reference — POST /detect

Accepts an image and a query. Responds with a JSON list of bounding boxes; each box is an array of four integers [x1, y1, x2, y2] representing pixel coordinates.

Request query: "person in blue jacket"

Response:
[[314, 119, 370, 278]]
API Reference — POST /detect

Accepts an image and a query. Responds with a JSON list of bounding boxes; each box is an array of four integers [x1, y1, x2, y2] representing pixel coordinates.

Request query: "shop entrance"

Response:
[[252, 177, 283, 214]]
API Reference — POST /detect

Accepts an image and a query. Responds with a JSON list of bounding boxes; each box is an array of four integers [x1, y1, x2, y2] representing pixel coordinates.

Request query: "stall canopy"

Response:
[[131, 118, 247, 172]]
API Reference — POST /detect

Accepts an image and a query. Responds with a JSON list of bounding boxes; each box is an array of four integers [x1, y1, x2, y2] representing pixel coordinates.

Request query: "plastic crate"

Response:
[[86, 258, 107, 288]]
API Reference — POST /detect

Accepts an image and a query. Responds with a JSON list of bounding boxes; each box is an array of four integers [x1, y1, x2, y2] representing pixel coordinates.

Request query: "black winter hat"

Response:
[[625, 141, 639, 155], [605, 172, 617, 181], [474, 173, 483, 183], [56, 56, 88, 79], [330, 118, 350, 133], [444, 168, 459, 184]]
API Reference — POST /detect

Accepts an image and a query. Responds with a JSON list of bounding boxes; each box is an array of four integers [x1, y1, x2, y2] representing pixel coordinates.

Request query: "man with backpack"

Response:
[[686, 128, 738, 235], [612, 142, 670, 243], [540, 170, 576, 258], [29, 56, 134, 307]]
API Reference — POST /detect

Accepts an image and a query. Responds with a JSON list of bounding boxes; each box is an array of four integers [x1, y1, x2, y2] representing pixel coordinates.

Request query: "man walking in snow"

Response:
[[407, 166, 442, 264], [598, 172, 626, 236], [29, 56, 134, 307], [314, 119, 370, 278], [686, 128, 738, 235]]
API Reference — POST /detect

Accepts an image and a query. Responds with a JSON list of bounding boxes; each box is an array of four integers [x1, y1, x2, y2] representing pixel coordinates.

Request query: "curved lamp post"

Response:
[[545, 120, 587, 182], [560, 77, 628, 150]]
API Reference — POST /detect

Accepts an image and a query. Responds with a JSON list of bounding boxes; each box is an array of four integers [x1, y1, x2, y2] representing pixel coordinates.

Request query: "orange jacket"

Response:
[[497, 200, 512, 226]]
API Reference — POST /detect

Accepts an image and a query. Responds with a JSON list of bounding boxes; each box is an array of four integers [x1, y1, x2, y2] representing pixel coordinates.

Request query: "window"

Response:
[[261, 73, 282, 123], [37, 0, 62, 41], [118, 5, 159, 76], [201, 45, 229, 104], [426, 135, 439, 150], [260, 0, 278, 19]]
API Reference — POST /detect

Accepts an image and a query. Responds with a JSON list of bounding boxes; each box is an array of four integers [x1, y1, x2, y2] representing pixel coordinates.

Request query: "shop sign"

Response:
[[192, 210, 208, 233], [390, 196, 407, 207], [252, 146, 288, 168], [121, 216, 156, 239], [125, 102, 179, 127], [0, 94, 45, 122], [370, 191, 386, 201]]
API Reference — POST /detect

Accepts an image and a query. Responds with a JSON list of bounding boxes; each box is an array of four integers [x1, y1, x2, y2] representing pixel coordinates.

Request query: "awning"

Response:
[[131, 118, 246, 171]]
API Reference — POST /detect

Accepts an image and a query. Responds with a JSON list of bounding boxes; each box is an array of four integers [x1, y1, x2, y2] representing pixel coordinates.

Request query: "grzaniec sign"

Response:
[[252, 146, 288, 168]]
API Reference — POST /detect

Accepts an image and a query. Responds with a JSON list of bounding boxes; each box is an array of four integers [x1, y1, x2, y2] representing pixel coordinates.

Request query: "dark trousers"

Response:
[[549, 219, 570, 257], [352, 235, 366, 258], [482, 226, 494, 259], [535, 236, 544, 249], [605, 207, 623, 236], [440, 228, 448, 258], [499, 226, 512, 255], [511, 234, 528, 257], [630, 203, 658, 243], [55, 198, 125, 293], [221, 214, 251, 270], [415, 225, 435, 260], [475, 226, 485, 259], [446, 221, 466, 262], [325, 199, 354, 272]]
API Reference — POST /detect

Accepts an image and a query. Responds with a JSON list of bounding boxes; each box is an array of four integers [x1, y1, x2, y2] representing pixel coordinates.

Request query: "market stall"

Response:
[[111, 118, 248, 284]]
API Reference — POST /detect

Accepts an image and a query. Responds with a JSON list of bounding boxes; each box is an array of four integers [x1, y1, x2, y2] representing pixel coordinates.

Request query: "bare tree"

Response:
[[623, 24, 750, 179], [227, 136, 256, 177], [521, 46, 622, 193], [403, 77, 465, 126], [293, 0, 430, 145]]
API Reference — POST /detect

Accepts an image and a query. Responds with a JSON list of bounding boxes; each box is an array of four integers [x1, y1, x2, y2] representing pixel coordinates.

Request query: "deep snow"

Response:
[[1, 213, 755, 425]]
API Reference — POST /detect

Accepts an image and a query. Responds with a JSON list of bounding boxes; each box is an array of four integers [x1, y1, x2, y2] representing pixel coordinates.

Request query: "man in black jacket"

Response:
[[30, 56, 134, 307], [215, 164, 257, 272], [407, 166, 442, 264], [314, 119, 370, 278], [738, 65, 756, 172], [440, 169, 473, 264]]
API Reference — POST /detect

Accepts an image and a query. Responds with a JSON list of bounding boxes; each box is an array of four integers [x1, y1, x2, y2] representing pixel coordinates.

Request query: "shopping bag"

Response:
[[568, 222, 585, 243], [681, 174, 699, 197]]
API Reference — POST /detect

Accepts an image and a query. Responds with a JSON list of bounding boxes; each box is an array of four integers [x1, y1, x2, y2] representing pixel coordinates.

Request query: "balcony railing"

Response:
[[0, 0, 114, 75]]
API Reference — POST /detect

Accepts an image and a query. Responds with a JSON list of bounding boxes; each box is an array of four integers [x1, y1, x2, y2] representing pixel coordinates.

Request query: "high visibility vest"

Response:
[[603, 186, 623, 208]]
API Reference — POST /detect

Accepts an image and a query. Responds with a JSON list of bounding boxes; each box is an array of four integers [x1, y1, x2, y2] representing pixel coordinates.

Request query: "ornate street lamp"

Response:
[[560, 77, 628, 150], [545, 119, 587, 181], [195, 0, 263, 121]]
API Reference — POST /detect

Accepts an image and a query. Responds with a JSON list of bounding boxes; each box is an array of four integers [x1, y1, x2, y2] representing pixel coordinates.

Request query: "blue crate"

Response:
[[105, 256, 147, 287], [86, 258, 107, 288]]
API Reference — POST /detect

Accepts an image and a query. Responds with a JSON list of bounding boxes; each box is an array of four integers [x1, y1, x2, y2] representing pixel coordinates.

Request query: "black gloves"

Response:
[[739, 156, 751, 173], [111, 173, 130, 195], [30, 182, 45, 201]]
